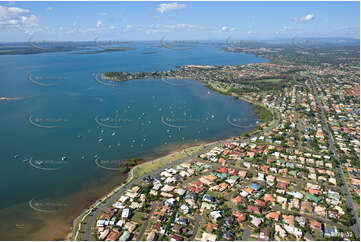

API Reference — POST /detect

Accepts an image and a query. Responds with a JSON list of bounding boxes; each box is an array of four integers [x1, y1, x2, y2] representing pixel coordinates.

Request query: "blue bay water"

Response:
[[0, 43, 267, 240]]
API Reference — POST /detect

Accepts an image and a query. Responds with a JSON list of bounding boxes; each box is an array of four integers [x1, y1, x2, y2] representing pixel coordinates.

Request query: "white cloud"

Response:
[[156, 3, 187, 14], [47, 7, 53, 11], [124, 24, 133, 32], [145, 23, 207, 34], [96, 20, 102, 28], [295, 14, 315, 22], [219, 26, 237, 32], [0, 5, 39, 34], [0, 6, 29, 19]]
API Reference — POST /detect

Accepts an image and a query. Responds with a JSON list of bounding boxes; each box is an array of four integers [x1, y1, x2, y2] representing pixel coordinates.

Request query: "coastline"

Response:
[[70, 140, 216, 241], [71, 74, 276, 240]]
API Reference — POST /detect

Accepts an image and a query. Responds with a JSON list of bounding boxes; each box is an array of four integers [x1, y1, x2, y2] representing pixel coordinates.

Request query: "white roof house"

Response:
[[122, 208, 130, 218], [165, 198, 176, 206], [119, 195, 129, 203], [112, 202, 125, 209], [210, 211, 222, 220], [180, 204, 190, 214], [96, 220, 108, 227]]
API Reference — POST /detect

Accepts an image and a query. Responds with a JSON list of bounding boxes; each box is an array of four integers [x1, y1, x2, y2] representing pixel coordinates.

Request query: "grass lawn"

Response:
[[225, 200, 238, 210], [206, 190, 225, 200], [195, 224, 205, 240], [127, 144, 206, 181], [255, 78, 282, 83], [131, 211, 147, 224], [207, 80, 231, 94]]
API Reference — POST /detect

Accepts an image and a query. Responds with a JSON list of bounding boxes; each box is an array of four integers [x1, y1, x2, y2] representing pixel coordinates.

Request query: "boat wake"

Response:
[[226, 115, 254, 128], [161, 116, 200, 128], [28, 74, 57, 87], [94, 159, 121, 171], [94, 73, 120, 87], [28, 115, 63, 129], [28, 158, 62, 171], [95, 115, 133, 128], [161, 78, 186, 87]]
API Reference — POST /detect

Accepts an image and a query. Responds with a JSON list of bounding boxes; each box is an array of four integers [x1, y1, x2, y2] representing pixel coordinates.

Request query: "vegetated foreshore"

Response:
[[70, 139, 215, 240], [71, 68, 275, 241]]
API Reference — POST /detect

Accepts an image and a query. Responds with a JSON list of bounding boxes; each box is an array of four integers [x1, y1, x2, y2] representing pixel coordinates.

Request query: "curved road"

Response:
[[78, 111, 280, 241]]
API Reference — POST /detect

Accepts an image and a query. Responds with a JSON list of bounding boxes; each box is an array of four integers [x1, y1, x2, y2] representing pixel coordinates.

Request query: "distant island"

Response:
[[0, 96, 29, 101]]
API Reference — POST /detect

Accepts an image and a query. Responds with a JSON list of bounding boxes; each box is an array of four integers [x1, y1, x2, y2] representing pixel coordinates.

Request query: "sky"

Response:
[[0, 1, 359, 42]]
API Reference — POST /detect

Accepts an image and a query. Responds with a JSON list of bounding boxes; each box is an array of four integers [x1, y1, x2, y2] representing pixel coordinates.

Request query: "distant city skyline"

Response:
[[0, 1, 359, 42]]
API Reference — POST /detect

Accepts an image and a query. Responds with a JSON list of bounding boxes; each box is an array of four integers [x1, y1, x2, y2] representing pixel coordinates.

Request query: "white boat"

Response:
[[112, 132, 116, 136], [61, 156, 67, 161], [98, 138, 103, 142]]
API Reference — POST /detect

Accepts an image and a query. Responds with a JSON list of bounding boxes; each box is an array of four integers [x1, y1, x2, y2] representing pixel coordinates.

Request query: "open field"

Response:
[[127, 144, 207, 182], [255, 78, 282, 83]]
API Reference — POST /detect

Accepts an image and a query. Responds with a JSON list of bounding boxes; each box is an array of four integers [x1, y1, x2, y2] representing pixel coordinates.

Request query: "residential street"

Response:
[[136, 202, 158, 240], [310, 78, 360, 239]]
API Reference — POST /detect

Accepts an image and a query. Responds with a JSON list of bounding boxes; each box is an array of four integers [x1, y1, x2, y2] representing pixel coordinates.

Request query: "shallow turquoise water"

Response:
[[0, 42, 267, 239]]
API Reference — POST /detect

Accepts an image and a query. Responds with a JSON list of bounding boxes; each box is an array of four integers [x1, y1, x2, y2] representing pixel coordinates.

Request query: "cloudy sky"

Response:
[[0, 1, 359, 42]]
